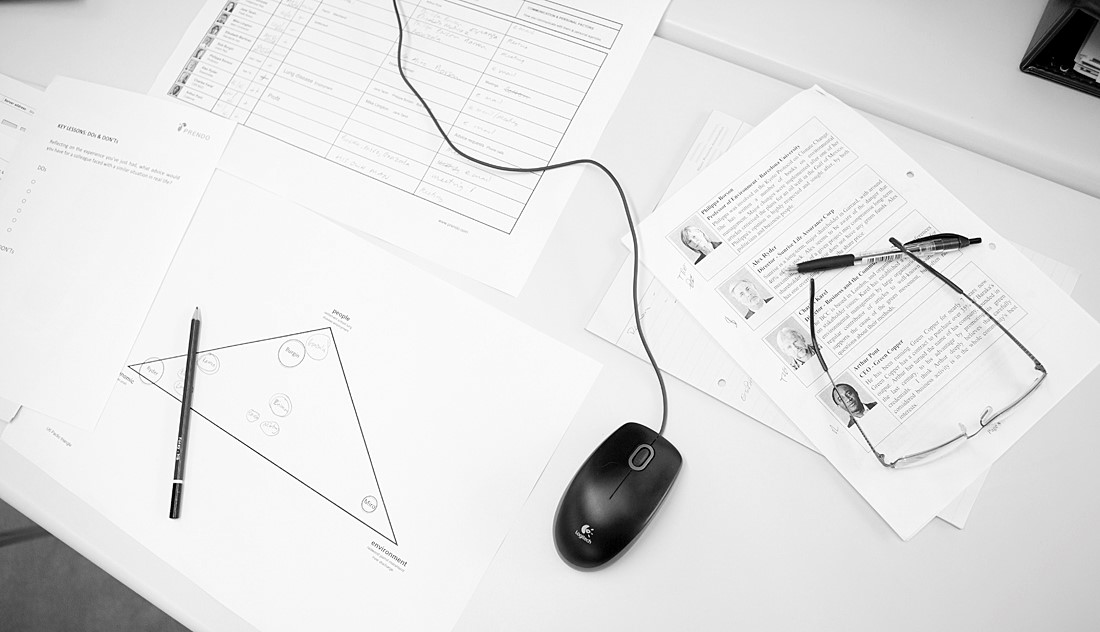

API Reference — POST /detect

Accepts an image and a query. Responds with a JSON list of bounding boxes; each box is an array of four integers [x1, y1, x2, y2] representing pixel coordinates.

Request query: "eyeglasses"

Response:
[[808, 237, 1047, 468]]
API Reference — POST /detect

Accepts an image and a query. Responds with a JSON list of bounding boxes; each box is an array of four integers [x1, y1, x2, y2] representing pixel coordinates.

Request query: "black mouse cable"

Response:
[[388, 0, 669, 436]]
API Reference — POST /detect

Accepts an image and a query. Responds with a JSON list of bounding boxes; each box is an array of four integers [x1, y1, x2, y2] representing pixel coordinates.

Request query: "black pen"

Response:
[[786, 233, 982, 274], [170, 307, 201, 520]]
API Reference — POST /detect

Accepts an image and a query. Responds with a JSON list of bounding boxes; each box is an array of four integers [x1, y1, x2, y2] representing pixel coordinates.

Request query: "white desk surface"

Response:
[[2, 3, 1100, 631], [660, 0, 1100, 200]]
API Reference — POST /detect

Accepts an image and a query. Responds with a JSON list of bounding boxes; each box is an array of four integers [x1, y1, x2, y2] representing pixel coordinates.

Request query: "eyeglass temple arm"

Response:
[[809, 278, 895, 465], [809, 278, 817, 345], [888, 238, 1046, 374], [808, 278, 829, 372]]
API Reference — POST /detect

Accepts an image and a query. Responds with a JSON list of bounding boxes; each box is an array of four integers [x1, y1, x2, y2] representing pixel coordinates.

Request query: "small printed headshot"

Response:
[[168, 84, 182, 97], [668, 217, 725, 270], [224, 1, 236, 12], [209, 24, 221, 36], [816, 372, 883, 430], [192, 47, 206, 60], [178, 72, 191, 85], [717, 270, 775, 321], [201, 36, 214, 47], [775, 326, 817, 371], [216, 12, 229, 24], [831, 382, 877, 424], [185, 59, 198, 72], [680, 225, 722, 264]]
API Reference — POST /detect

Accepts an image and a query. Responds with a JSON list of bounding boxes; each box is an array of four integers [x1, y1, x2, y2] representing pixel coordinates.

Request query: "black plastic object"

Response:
[[796, 254, 856, 273], [1020, 0, 1100, 98], [553, 423, 682, 569]]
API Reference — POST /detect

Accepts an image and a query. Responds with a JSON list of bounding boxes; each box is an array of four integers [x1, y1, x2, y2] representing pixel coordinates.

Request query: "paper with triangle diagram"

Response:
[[129, 327, 397, 545]]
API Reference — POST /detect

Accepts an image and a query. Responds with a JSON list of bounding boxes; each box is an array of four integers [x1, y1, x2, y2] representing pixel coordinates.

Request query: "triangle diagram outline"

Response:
[[129, 327, 398, 545]]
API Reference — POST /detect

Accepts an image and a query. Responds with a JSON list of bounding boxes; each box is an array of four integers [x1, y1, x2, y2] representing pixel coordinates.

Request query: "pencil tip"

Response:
[[193, 307, 201, 320]]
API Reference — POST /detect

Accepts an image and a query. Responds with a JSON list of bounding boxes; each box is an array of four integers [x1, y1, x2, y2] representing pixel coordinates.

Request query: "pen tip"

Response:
[[784, 265, 799, 274], [970, 237, 982, 245], [193, 307, 201, 320]]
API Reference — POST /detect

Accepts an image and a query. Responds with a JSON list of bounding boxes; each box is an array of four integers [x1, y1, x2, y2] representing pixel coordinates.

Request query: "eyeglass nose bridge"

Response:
[[979, 405, 995, 426]]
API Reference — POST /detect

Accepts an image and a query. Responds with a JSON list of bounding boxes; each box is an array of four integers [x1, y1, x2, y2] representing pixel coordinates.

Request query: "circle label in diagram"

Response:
[[198, 352, 220, 374], [137, 358, 164, 384], [269, 393, 293, 417], [278, 339, 306, 367], [361, 496, 378, 513], [246, 409, 260, 423], [306, 333, 330, 360], [260, 420, 280, 436]]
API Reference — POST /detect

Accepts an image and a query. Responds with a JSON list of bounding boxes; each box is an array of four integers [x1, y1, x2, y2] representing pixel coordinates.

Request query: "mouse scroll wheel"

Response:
[[629, 444, 654, 471]]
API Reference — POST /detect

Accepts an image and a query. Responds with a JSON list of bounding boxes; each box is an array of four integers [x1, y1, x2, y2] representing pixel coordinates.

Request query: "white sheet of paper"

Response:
[[937, 243, 1077, 529], [0, 73, 42, 187], [151, 0, 670, 296], [0, 73, 44, 425], [636, 88, 1100, 539], [0, 78, 234, 430], [588, 110, 1084, 530], [2, 170, 601, 631]]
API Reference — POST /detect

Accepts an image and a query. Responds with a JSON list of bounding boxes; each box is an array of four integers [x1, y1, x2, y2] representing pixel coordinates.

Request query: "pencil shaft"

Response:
[[170, 310, 202, 519]]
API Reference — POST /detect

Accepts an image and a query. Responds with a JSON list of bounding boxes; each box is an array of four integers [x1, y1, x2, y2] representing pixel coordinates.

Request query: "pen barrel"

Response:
[[796, 254, 855, 273]]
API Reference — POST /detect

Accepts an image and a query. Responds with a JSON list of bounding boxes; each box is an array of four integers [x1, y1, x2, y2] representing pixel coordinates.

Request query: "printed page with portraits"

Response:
[[636, 87, 1100, 540]]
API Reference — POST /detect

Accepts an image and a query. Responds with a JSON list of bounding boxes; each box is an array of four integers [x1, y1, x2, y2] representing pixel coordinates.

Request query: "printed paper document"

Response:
[[589, 110, 1082, 529], [0, 73, 42, 187], [2, 171, 601, 631], [636, 88, 1100, 539], [0, 73, 44, 425], [152, 0, 671, 295], [0, 78, 233, 430]]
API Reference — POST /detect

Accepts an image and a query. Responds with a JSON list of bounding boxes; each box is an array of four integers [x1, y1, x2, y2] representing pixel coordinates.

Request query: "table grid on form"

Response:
[[168, 0, 620, 233]]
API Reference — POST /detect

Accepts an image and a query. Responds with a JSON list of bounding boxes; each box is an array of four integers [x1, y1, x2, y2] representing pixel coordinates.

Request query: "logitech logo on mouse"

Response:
[[574, 524, 594, 544]]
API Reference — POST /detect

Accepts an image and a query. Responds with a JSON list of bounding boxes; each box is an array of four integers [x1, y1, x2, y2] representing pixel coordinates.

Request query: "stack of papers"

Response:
[[623, 88, 1100, 539], [586, 109, 1084, 531]]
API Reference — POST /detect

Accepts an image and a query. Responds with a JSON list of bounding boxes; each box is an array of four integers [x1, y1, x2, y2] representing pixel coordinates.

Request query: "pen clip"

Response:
[[903, 232, 966, 246]]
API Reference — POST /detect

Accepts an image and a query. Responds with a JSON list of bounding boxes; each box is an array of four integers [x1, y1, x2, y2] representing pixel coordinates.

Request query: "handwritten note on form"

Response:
[[153, 0, 670, 294]]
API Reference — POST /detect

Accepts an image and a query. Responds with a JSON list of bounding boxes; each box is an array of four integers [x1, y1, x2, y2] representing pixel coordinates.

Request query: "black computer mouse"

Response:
[[553, 422, 682, 569]]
